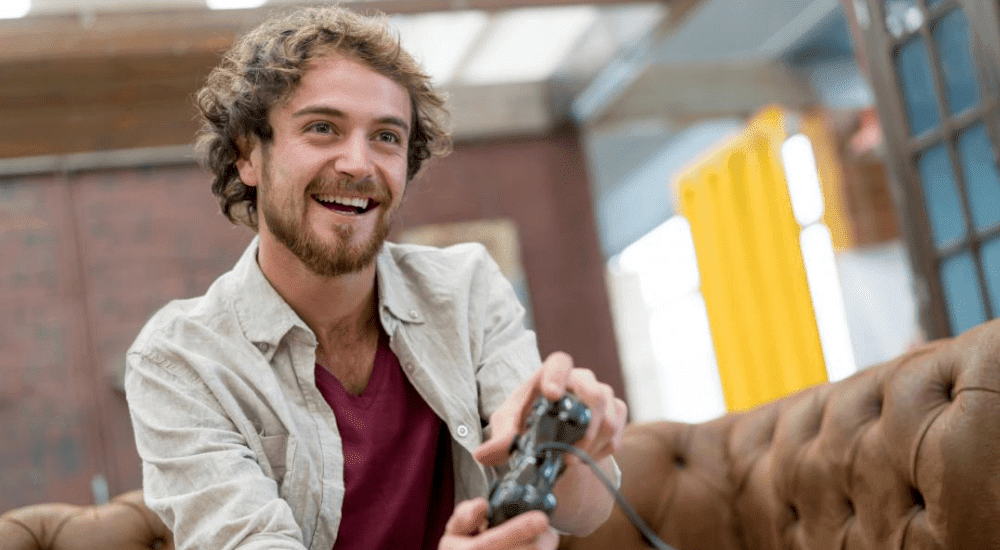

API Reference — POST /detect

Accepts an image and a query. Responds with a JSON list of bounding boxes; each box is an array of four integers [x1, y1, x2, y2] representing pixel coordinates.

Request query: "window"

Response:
[[852, 0, 1000, 337]]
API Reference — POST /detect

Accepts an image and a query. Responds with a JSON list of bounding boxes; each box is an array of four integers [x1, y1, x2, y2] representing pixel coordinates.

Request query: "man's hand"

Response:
[[440, 498, 558, 550], [473, 352, 627, 535], [474, 351, 627, 466]]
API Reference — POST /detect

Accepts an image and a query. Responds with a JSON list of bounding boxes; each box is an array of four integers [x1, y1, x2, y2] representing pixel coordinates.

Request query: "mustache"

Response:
[[306, 175, 392, 203]]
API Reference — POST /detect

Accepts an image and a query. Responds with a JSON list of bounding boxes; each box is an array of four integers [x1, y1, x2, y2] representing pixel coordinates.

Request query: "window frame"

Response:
[[851, 0, 1000, 337]]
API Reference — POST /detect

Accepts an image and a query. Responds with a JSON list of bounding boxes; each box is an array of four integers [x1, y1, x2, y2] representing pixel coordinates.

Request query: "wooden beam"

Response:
[[344, 0, 665, 11], [0, 50, 555, 159], [0, 12, 252, 63], [591, 61, 817, 127], [0, 1, 669, 62], [0, 53, 213, 158], [0, 54, 216, 107], [0, 0, 691, 159], [0, 98, 201, 159]]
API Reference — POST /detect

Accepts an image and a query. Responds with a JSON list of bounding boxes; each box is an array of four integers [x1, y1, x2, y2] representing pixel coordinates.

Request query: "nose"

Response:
[[332, 131, 374, 179]]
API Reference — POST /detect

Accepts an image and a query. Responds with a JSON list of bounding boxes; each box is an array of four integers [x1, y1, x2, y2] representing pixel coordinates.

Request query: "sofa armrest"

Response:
[[0, 490, 172, 550]]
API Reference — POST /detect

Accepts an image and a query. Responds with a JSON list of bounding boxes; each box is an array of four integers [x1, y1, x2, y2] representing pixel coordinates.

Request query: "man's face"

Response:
[[237, 51, 412, 277]]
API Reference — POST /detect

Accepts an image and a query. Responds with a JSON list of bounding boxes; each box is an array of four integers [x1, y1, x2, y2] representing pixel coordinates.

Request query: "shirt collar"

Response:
[[229, 236, 312, 348], [375, 242, 427, 325], [229, 239, 426, 350]]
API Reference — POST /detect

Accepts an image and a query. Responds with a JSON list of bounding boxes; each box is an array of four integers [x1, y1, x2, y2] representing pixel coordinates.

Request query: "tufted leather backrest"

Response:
[[562, 318, 1000, 550], [0, 490, 172, 550], [4, 320, 998, 550]]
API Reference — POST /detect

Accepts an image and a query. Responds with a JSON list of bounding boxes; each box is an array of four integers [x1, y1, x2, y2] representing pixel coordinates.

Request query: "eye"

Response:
[[307, 121, 335, 135], [375, 130, 402, 144]]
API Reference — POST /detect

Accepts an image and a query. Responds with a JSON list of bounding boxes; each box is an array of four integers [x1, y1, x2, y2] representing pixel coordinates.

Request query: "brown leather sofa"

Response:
[[561, 318, 1000, 550], [3, 318, 998, 550], [0, 490, 171, 550]]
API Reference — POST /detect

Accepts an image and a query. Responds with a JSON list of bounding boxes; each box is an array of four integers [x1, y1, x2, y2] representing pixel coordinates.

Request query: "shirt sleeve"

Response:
[[470, 247, 542, 420], [125, 349, 307, 550], [470, 246, 622, 493]]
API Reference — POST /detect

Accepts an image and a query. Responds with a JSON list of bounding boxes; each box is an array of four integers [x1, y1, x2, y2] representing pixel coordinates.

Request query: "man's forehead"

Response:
[[303, 49, 396, 85], [277, 50, 412, 119]]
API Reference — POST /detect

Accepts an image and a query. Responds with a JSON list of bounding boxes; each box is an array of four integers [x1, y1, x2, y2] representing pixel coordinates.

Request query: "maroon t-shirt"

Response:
[[314, 330, 455, 550]]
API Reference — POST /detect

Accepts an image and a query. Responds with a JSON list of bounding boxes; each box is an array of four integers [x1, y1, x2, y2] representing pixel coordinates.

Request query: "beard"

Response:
[[256, 152, 395, 278]]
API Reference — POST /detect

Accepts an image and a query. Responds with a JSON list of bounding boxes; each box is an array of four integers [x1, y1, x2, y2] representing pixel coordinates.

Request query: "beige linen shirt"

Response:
[[125, 238, 552, 550]]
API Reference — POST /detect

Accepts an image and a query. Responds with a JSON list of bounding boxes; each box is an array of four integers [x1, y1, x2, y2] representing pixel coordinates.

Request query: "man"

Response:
[[125, 5, 627, 550]]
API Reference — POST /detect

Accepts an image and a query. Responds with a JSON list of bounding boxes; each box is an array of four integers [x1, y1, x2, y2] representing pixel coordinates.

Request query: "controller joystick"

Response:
[[486, 392, 591, 527]]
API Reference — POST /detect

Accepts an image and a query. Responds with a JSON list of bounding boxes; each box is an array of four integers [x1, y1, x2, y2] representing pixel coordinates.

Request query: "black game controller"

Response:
[[486, 392, 591, 527]]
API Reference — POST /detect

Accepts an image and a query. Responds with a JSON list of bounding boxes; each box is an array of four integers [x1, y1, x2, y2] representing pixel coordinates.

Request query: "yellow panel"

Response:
[[677, 106, 828, 411], [680, 170, 752, 407]]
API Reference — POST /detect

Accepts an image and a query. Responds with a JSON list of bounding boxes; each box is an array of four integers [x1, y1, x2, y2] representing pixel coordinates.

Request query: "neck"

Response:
[[256, 232, 380, 345]]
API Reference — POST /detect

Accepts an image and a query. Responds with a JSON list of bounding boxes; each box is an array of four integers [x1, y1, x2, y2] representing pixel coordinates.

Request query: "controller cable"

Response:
[[536, 441, 681, 550]]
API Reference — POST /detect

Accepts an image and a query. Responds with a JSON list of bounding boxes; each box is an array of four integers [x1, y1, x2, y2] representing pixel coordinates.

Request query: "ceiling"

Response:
[[2, 0, 669, 88], [0, 0, 696, 160], [0, 0, 855, 162]]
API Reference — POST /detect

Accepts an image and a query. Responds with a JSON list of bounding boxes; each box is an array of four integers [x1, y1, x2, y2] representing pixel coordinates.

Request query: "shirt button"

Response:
[[404, 363, 415, 374], [456, 425, 469, 438], [256, 342, 270, 353], [409, 309, 419, 320]]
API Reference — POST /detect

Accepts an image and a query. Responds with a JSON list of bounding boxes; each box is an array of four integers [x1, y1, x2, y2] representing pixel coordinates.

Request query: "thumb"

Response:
[[473, 370, 544, 466], [473, 426, 516, 466], [445, 498, 488, 536]]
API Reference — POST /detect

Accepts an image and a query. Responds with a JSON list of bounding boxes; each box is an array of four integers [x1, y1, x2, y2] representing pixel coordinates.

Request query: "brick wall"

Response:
[[0, 131, 622, 510]]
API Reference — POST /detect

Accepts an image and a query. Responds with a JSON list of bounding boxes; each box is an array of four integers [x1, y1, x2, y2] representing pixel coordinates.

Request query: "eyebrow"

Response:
[[291, 105, 410, 134]]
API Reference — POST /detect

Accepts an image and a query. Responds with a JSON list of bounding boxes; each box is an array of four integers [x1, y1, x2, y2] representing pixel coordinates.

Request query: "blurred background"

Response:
[[2, 0, 998, 513]]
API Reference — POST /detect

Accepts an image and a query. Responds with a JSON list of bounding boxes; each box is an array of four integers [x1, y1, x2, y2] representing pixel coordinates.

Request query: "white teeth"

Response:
[[314, 194, 370, 210]]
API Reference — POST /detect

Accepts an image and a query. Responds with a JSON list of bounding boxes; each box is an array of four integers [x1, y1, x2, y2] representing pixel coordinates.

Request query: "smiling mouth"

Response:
[[312, 194, 379, 215]]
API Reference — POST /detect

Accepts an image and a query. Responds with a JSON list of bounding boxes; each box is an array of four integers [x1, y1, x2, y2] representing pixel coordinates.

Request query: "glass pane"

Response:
[[917, 143, 966, 248], [939, 252, 987, 334], [958, 122, 1000, 231], [884, 0, 923, 38], [980, 237, 1000, 315], [896, 36, 940, 136], [933, 9, 980, 116]]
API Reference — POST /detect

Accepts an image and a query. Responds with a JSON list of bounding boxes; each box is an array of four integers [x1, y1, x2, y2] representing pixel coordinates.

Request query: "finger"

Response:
[[499, 526, 558, 550], [611, 398, 628, 451], [469, 511, 549, 549], [473, 426, 516, 466], [473, 407, 529, 465], [589, 397, 628, 462], [473, 370, 544, 465], [445, 498, 488, 536], [539, 352, 574, 400], [595, 384, 619, 450], [565, 370, 607, 450], [537, 526, 560, 550]]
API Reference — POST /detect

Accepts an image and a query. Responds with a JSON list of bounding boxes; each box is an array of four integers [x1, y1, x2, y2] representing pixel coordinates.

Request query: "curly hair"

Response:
[[194, 5, 452, 230]]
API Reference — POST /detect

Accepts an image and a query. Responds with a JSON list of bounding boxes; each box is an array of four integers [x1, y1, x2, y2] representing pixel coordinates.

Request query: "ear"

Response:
[[235, 137, 263, 188]]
